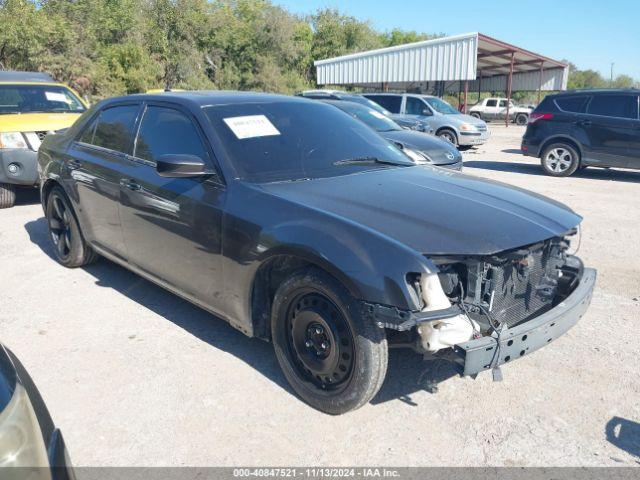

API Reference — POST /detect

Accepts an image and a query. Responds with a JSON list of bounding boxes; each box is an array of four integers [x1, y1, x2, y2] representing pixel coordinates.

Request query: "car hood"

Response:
[[381, 130, 460, 165], [447, 113, 486, 127], [257, 167, 581, 256], [0, 112, 83, 133]]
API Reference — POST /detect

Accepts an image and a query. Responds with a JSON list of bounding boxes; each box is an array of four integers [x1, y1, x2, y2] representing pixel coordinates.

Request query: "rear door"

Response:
[[581, 93, 638, 168], [68, 103, 141, 260], [118, 102, 226, 313]]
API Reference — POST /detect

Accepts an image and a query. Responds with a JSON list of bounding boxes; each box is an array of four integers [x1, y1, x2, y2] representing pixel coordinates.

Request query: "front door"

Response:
[[581, 93, 638, 168], [404, 96, 435, 127], [67, 103, 141, 260], [118, 104, 226, 313]]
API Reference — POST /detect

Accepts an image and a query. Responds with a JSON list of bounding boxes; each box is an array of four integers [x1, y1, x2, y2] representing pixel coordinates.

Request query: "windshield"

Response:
[[0, 85, 85, 114], [424, 97, 459, 115], [205, 100, 413, 182], [334, 102, 402, 132], [344, 96, 392, 116]]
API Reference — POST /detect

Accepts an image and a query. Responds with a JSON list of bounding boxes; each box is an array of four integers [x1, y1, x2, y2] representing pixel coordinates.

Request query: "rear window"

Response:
[[555, 96, 588, 113], [91, 105, 139, 153], [486, 99, 497, 107], [587, 94, 638, 119], [364, 95, 402, 113]]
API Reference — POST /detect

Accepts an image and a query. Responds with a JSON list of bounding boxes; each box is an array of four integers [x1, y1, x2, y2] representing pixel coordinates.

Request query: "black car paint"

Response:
[[0, 344, 75, 478], [39, 92, 581, 339], [522, 89, 640, 169]]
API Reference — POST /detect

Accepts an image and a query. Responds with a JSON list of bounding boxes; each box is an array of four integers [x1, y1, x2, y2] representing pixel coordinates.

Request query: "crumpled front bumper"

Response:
[[0, 149, 39, 185], [453, 267, 597, 376]]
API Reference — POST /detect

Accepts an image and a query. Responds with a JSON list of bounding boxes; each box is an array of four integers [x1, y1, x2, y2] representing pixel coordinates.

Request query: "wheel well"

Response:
[[539, 137, 582, 162], [436, 127, 456, 138], [251, 255, 346, 341], [40, 179, 61, 207]]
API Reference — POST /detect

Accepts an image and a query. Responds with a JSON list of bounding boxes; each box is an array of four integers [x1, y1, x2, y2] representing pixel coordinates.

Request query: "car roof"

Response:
[[0, 71, 54, 83], [552, 88, 639, 97], [102, 90, 312, 109], [0, 81, 69, 88]]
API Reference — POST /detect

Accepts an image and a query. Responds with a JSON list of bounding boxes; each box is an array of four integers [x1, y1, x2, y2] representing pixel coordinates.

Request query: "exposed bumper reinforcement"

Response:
[[453, 267, 597, 376]]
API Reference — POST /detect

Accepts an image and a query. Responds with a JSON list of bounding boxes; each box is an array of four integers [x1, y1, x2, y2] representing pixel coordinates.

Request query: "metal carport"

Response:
[[314, 32, 568, 125]]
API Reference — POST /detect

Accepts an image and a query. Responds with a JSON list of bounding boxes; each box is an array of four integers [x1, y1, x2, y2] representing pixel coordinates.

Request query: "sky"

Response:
[[276, 0, 640, 80]]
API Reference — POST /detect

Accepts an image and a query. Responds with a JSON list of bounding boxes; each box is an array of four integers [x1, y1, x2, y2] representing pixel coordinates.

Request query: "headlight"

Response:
[[0, 384, 50, 470], [0, 132, 28, 149], [403, 147, 431, 164], [458, 123, 477, 132]]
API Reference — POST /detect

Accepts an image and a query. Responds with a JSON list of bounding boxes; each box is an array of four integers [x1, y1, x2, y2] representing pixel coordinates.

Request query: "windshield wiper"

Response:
[[333, 156, 407, 167]]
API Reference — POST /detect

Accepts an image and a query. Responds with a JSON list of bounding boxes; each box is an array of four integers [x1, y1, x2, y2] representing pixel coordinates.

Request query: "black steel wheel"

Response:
[[45, 186, 97, 267], [272, 268, 388, 414]]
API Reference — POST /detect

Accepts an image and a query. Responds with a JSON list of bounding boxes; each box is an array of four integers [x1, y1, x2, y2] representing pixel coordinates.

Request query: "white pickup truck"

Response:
[[469, 98, 532, 125]]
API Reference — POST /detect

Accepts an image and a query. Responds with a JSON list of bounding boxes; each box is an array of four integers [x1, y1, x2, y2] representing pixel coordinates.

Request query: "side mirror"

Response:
[[156, 154, 210, 178], [421, 109, 432, 116]]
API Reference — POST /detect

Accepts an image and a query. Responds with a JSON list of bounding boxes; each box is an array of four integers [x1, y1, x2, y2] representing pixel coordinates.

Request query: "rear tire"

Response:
[[271, 268, 388, 415], [470, 112, 482, 120], [541, 143, 580, 177], [515, 114, 528, 126], [45, 186, 98, 267], [0, 183, 16, 209]]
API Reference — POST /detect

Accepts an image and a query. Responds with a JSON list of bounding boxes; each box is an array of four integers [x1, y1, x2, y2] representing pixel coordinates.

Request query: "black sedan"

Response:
[[38, 92, 596, 414], [319, 99, 463, 170], [0, 343, 75, 477]]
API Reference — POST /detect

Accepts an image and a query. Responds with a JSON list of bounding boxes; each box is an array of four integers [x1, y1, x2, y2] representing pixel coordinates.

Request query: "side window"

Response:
[[587, 95, 638, 119], [555, 96, 588, 113], [92, 105, 139, 153], [135, 106, 208, 164], [486, 99, 497, 107], [405, 97, 429, 116], [78, 116, 98, 144], [366, 95, 401, 113], [498, 100, 507, 107]]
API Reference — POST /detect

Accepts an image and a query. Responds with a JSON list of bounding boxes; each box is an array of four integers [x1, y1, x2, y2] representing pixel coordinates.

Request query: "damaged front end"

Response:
[[364, 233, 597, 377]]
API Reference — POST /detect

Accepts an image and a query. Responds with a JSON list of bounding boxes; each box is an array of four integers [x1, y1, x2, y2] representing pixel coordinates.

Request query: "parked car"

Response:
[[38, 91, 595, 414], [318, 99, 462, 170], [0, 342, 75, 477], [469, 97, 532, 125], [363, 93, 490, 149], [297, 90, 433, 134], [521, 89, 640, 177], [0, 71, 87, 208]]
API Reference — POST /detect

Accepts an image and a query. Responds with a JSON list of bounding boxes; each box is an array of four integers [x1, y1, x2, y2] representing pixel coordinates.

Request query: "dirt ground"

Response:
[[0, 124, 639, 467]]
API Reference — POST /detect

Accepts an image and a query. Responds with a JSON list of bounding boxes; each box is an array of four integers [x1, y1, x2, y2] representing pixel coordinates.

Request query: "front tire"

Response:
[[0, 183, 16, 209], [437, 128, 458, 147], [45, 186, 98, 267], [271, 268, 388, 414], [541, 143, 580, 177]]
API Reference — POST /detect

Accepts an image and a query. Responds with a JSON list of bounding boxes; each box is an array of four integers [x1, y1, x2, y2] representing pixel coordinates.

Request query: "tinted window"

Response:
[[486, 99, 497, 107], [365, 95, 401, 113], [135, 106, 208, 163], [555, 96, 588, 113], [587, 95, 638, 119], [205, 100, 412, 182], [92, 105, 139, 153], [406, 97, 429, 115], [78, 116, 98, 144]]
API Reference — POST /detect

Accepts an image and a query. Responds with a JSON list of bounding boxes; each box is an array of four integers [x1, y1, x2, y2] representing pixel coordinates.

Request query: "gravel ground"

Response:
[[0, 124, 639, 467]]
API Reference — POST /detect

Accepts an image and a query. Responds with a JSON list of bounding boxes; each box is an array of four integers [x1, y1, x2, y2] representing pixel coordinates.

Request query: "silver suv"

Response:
[[364, 93, 490, 150]]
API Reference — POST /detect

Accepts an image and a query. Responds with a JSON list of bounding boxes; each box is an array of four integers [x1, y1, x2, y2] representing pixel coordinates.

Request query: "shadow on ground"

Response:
[[464, 160, 640, 183], [14, 186, 40, 206], [606, 416, 640, 462], [24, 217, 457, 408]]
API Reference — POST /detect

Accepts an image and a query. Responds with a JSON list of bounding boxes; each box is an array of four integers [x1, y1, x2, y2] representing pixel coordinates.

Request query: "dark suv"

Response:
[[521, 89, 640, 177]]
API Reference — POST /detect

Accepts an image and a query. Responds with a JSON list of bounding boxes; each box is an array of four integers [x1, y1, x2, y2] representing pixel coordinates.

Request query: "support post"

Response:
[[505, 51, 515, 127], [478, 71, 482, 103], [463, 80, 468, 114], [537, 62, 544, 104]]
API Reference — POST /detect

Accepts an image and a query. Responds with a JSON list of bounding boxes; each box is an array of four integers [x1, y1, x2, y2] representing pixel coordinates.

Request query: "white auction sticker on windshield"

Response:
[[45, 92, 70, 103], [369, 110, 386, 119], [223, 115, 280, 139]]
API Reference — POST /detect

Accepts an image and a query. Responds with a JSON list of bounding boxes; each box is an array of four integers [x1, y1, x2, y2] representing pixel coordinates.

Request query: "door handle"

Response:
[[120, 179, 142, 191], [68, 159, 82, 170]]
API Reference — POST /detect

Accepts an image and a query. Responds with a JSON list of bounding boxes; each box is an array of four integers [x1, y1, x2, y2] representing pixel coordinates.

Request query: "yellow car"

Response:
[[0, 71, 87, 208]]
